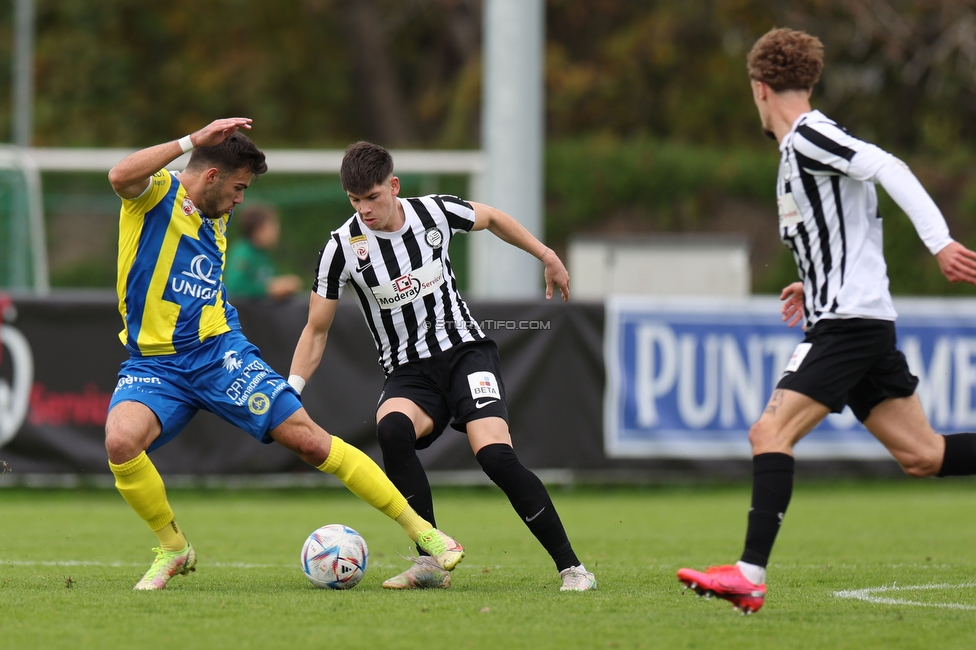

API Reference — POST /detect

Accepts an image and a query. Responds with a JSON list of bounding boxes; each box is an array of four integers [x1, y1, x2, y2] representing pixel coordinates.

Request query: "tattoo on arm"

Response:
[[764, 389, 785, 415]]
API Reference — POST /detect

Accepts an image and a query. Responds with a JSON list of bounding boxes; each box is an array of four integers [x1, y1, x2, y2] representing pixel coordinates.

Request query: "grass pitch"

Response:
[[2, 480, 975, 649]]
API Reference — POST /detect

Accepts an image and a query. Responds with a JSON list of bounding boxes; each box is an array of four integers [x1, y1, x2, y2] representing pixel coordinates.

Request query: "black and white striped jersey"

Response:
[[313, 194, 486, 375], [777, 110, 952, 326]]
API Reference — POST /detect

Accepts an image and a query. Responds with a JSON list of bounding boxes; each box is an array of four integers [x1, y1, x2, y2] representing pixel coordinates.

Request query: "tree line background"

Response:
[[1, 0, 976, 294]]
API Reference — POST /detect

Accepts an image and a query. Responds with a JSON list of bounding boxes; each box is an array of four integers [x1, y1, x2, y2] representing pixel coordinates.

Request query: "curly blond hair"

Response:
[[747, 27, 824, 92]]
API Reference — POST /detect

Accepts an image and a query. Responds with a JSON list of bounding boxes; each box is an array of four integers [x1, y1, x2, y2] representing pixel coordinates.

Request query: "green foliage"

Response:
[[545, 135, 778, 243], [0, 0, 483, 148], [0, 165, 39, 289], [22, 0, 357, 147], [40, 170, 471, 291], [756, 247, 803, 295], [48, 259, 116, 289], [9, 1, 976, 296], [546, 0, 766, 146], [545, 136, 976, 297], [41, 141, 976, 298], [2, 483, 976, 649], [2, 1, 975, 153]]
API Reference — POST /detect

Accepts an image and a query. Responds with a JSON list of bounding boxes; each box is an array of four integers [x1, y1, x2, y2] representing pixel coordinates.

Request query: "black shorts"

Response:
[[776, 318, 918, 422], [377, 340, 510, 449]]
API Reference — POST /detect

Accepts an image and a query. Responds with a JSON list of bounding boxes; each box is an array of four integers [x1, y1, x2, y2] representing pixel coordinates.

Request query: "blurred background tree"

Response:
[[1, 0, 974, 294]]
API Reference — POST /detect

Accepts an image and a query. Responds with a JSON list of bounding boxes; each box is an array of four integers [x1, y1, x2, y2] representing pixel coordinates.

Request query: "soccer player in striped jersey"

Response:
[[106, 119, 463, 590], [288, 141, 596, 591], [677, 28, 976, 614]]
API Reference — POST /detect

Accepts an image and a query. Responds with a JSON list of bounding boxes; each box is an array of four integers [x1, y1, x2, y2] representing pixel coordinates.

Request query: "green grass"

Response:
[[2, 482, 976, 649]]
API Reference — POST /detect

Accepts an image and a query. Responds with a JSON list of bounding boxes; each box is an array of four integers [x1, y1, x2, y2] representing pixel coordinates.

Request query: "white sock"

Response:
[[736, 561, 766, 585]]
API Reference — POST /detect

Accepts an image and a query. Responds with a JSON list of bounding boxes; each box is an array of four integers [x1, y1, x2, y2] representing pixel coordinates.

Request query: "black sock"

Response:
[[476, 443, 579, 572], [938, 433, 976, 477], [740, 452, 794, 568], [376, 413, 434, 554]]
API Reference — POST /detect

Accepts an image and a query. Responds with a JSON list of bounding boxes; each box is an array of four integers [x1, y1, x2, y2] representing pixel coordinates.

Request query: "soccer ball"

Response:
[[300, 524, 369, 589]]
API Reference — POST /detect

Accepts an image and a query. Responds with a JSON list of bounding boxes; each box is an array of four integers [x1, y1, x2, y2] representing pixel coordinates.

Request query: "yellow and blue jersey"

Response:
[[116, 169, 240, 357]]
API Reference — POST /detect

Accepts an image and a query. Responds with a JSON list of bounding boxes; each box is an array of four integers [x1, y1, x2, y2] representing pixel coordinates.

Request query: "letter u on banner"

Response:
[[677, 334, 719, 428], [635, 323, 676, 428]]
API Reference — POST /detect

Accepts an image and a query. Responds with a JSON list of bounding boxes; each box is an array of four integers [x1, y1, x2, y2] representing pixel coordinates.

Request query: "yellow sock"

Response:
[[154, 518, 187, 551], [317, 436, 431, 541], [394, 507, 432, 543], [109, 451, 187, 551]]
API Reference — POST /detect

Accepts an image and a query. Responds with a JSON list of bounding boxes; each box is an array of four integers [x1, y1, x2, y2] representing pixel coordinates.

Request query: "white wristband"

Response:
[[178, 135, 194, 154], [287, 374, 306, 395]]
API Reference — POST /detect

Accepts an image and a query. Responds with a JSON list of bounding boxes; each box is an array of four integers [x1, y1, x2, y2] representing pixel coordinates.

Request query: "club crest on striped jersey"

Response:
[[182, 196, 196, 216], [424, 227, 443, 248], [350, 235, 369, 261]]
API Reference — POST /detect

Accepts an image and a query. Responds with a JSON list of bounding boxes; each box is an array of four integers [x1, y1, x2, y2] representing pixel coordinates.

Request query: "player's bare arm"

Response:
[[289, 292, 339, 384], [108, 117, 254, 198], [779, 282, 804, 328], [470, 202, 570, 301], [935, 241, 976, 285]]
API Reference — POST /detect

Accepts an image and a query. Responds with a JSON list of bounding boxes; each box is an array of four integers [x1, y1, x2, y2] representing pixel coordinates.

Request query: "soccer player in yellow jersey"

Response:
[[106, 118, 463, 590]]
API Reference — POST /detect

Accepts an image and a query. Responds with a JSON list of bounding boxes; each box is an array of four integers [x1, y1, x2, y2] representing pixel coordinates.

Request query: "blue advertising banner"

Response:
[[605, 296, 976, 460]]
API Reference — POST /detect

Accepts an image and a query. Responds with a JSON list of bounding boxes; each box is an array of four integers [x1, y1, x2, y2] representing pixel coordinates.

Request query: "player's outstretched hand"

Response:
[[780, 281, 804, 328], [544, 251, 570, 302], [190, 118, 253, 149], [936, 241, 976, 285]]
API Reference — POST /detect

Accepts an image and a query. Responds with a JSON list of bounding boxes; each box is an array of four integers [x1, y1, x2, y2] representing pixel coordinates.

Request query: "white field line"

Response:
[[0, 558, 283, 568], [0, 558, 461, 570], [834, 582, 976, 610], [655, 563, 962, 570]]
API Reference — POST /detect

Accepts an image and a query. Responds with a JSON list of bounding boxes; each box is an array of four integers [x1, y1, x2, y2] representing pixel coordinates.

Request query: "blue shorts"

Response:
[[108, 330, 303, 451]]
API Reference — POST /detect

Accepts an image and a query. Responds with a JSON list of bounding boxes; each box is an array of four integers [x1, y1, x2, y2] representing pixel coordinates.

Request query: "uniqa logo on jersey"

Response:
[[0, 297, 33, 449], [171, 254, 220, 301]]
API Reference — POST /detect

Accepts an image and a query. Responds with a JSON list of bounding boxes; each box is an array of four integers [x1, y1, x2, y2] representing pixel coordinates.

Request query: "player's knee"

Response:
[[891, 435, 944, 478], [104, 428, 133, 460], [748, 419, 777, 451], [297, 435, 328, 464], [273, 417, 329, 465], [475, 442, 519, 480], [105, 418, 147, 463], [897, 451, 941, 478], [375, 412, 416, 452]]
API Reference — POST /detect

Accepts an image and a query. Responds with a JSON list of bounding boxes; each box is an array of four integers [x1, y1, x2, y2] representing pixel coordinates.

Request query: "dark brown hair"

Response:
[[186, 131, 268, 176], [747, 27, 824, 92], [340, 141, 394, 195], [237, 204, 278, 240]]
